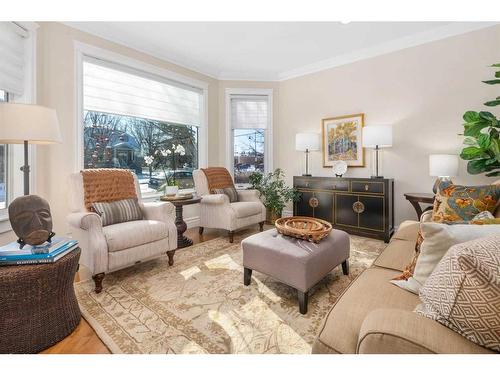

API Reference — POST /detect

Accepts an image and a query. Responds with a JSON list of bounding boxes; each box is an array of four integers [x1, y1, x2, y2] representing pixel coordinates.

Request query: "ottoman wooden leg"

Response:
[[259, 221, 264, 232], [229, 231, 234, 243], [244, 268, 252, 286], [342, 260, 349, 275], [298, 290, 308, 314], [199, 226, 204, 235]]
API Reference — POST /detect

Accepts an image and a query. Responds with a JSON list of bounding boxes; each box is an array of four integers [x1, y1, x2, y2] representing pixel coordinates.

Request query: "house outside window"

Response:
[[82, 58, 204, 194]]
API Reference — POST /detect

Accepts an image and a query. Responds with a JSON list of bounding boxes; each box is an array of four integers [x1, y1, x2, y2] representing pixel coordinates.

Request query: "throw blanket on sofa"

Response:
[[81, 168, 137, 212], [201, 167, 235, 193]]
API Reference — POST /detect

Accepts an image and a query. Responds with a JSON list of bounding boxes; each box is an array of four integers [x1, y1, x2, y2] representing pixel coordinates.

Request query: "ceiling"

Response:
[[65, 22, 495, 81]]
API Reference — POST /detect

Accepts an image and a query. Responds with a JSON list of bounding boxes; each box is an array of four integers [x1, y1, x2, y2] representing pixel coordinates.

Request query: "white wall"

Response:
[[278, 25, 500, 224]]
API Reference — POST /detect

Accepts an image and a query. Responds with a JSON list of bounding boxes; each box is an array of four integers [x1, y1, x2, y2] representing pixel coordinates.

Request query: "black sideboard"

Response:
[[293, 176, 394, 243]]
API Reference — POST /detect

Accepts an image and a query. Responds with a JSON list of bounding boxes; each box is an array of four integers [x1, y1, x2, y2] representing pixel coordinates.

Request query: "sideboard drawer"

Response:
[[294, 177, 348, 191], [321, 180, 349, 192], [294, 178, 314, 189], [351, 181, 384, 194]]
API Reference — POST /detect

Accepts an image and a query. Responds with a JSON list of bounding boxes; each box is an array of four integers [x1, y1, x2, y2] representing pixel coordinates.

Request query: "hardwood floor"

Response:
[[42, 227, 224, 354]]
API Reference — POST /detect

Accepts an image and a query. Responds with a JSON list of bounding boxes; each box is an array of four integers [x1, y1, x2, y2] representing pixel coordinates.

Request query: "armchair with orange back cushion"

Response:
[[66, 169, 177, 293], [193, 167, 266, 242]]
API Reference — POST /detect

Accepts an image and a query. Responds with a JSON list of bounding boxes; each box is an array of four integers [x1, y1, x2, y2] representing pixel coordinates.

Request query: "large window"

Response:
[[0, 90, 8, 209], [82, 58, 204, 193], [228, 92, 272, 185]]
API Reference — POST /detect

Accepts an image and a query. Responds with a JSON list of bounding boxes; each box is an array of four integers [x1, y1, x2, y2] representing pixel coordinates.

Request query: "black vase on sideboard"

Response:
[[293, 176, 394, 243]]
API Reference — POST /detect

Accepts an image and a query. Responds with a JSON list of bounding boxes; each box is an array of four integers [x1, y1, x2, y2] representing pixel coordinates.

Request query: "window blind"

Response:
[[83, 59, 203, 127], [0, 22, 27, 95], [231, 95, 269, 129]]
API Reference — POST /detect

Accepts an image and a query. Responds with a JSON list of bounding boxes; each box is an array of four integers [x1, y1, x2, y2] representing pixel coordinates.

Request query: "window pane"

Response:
[[0, 89, 7, 209], [83, 110, 198, 193], [233, 129, 264, 184]]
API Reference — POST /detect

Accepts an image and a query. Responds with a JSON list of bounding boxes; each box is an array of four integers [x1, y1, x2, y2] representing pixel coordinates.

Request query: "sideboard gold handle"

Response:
[[364, 184, 369, 191], [352, 201, 365, 214]]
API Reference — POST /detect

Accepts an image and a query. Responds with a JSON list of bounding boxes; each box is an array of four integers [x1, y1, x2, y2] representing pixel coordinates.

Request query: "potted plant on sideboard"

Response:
[[460, 63, 500, 177], [249, 168, 299, 224]]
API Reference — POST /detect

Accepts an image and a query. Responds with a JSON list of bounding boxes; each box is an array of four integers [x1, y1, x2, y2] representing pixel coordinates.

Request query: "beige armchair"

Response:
[[193, 169, 266, 242], [67, 171, 177, 293]]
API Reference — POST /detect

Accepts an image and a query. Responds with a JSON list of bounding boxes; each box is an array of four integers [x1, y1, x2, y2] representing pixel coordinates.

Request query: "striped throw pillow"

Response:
[[92, 198, 143, 226], [212, 187, 239, 203]]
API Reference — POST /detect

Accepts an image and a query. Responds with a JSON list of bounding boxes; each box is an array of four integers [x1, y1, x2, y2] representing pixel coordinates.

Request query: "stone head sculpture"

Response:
[[8, 195, 55, 249]]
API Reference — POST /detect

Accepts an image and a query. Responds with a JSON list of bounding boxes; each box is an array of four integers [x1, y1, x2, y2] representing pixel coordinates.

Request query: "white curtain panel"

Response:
[[230, 95, 268, 129], [83, 58, 203, 126], [0, 22, 27, 96]]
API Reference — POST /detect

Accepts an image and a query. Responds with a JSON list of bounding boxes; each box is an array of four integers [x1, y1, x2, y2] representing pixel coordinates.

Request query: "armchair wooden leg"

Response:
[[199, 226, 204, 235], [228, 231, 234, 243], [259, 221, 264, 232], [298, 290, 309, 315], [92, 273, 105, 294], [167, 250, 176, 266]]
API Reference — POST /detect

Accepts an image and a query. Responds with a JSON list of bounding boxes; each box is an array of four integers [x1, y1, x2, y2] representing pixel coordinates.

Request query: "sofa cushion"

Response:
[[391, 220, 419, 242], [103, 220, 169, 252], [373, 239, 415, 272], [391, 222, 500, 294], [230, 201, 263, 218], [415, 235, 500, 352], [313, 267, 419, 354], [92, 198, 143, 226]]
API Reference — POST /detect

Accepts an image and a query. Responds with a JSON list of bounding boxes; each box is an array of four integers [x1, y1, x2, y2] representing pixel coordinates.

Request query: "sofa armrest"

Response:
[[201, 194, 229, 205], [141, 201, 175, 224], [67, 212, 103, 231], [237, 189, 261, 202], [357, 308, 491, 354]]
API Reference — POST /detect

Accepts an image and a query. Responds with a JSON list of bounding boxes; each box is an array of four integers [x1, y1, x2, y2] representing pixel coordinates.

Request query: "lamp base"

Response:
[[370, 175, 384, 179], [302, 173, 312, 177]]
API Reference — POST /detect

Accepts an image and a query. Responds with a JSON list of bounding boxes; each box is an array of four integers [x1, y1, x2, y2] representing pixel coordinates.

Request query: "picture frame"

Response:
[[322, 113, 365, 168]]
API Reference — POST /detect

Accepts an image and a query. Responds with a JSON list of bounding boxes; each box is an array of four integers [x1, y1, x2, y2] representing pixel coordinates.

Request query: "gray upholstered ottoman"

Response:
[[241, 228, 350, 314]]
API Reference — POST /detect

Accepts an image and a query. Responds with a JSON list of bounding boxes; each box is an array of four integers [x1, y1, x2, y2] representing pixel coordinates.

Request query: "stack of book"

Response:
[[0, 237, 78, 266]]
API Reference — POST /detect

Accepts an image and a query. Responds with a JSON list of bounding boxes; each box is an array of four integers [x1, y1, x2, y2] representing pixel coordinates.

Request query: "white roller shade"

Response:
[[0, 22, 27, 96], [83, 59, 203, 126], [231, 95, 268, 129]]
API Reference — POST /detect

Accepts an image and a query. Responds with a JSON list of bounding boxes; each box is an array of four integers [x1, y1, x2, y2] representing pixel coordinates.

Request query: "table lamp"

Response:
[[296, 133, 320, 176], [0, 103, 62, 195], [362, 125, 392, 178], [429, 154, 459, 193]]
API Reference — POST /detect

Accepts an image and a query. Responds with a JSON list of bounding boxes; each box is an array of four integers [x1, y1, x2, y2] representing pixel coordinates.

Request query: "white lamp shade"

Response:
[[362, 125, 393, 148], [0, 103, 62, 144], [429, 154, 459, 177], [296, 132, 320, 151]]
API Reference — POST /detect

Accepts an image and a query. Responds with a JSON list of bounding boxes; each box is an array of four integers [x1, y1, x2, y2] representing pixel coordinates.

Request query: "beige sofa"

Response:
[[312, 220, 494, 354]]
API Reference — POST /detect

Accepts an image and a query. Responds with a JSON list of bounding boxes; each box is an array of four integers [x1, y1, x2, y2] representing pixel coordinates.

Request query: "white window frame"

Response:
[[225, 88, 273, 188], [74, 42, 209, 198], [0, 22, 38, 233]]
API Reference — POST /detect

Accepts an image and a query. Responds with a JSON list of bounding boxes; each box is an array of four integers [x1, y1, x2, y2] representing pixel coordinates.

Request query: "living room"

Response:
[[1, 0, 499, 372]]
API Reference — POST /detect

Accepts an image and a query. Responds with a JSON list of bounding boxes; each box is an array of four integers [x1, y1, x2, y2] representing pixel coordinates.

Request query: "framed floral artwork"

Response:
[[322, 113, 365, 167]]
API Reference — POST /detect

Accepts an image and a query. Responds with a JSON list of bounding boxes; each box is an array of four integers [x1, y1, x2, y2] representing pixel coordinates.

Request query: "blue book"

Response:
[[0, 245, 78, 265], [0, 239, 78, 262], [0, 237, 76, 257]]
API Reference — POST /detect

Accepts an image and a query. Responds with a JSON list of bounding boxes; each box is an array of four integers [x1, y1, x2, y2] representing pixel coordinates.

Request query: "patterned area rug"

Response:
[[75, 229, 386, 354]]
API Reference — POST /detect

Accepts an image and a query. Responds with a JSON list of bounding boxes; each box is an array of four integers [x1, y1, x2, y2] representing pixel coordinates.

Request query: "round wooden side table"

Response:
[[0, 248, 81, 353], [404, 193, 435, 220], [161, 196, 202, 251]]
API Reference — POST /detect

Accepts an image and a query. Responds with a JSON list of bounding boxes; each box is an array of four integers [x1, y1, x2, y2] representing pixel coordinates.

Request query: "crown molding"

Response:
[[277, 22, 498, 81]]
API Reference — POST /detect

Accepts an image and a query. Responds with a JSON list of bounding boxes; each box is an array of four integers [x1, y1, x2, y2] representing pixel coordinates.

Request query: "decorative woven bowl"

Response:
[[275, 216, 332, 243]]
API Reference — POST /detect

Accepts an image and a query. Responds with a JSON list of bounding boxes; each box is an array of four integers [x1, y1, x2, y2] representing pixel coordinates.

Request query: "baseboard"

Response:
[[185, 216, 200, 229]]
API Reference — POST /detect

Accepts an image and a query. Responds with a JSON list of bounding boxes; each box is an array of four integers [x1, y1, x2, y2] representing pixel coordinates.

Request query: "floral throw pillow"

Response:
[[432, 182, 500, 222]]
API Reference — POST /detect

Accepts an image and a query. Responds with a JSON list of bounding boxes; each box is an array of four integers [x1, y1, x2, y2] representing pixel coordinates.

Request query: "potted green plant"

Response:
[[249, 168, 299, 224], [160, 175, 179, 196], [459, 63, 500, 177]]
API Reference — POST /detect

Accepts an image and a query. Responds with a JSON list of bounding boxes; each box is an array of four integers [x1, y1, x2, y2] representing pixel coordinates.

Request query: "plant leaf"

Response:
[[460, 146, 486, 160], [486, 170, 500, 177], [479, 111, 496, 121], [496, 71, 500, 78], [482, 79, 500, 85], [484, 99, 500, 107], [463, 137, 477, 146], [464, 122, 489, 137], [492, 63, 500, 67], [463, 111, 480, 123], [478, 133, 491, 149], [467, 159, 488, 174]]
